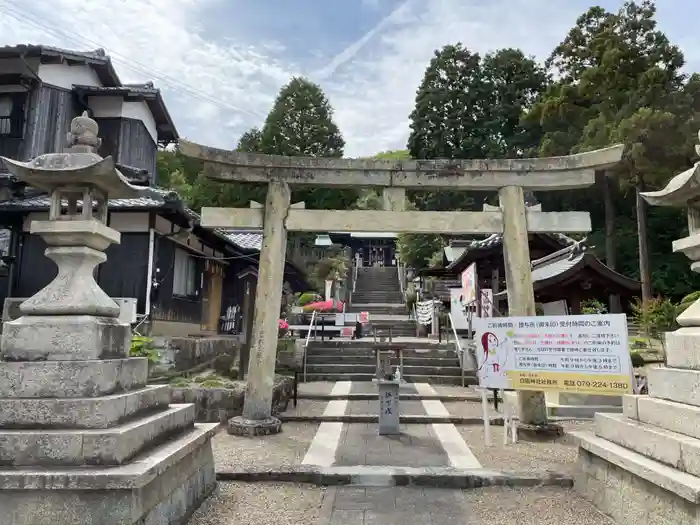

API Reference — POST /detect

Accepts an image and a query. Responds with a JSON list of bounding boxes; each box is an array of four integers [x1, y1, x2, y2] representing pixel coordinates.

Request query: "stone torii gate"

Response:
[[179, 140, 624, 435]]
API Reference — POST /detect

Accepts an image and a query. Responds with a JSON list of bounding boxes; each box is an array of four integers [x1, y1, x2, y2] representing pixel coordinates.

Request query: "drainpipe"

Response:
[[144, 226, 156, 318]]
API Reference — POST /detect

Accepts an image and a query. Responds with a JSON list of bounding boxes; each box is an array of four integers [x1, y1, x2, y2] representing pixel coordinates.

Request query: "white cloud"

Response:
[[0, 0, 698, 158]]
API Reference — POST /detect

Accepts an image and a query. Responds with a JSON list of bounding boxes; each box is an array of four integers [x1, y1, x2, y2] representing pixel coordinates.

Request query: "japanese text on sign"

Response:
[[473, 314, 632, 396]]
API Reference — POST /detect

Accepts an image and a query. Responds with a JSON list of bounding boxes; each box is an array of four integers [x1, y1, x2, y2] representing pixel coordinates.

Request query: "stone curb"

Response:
[[216, 465, 573, 489], [278, 414, 505, 425]]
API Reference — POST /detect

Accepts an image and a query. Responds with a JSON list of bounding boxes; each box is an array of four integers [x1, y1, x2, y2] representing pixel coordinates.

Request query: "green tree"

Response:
[[259, 77, 357, 210], [529, 1, 693, 301], [407, 44, 547, 212]]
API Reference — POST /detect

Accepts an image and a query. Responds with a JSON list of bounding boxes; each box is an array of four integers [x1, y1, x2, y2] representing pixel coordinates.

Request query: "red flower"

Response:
[[279, 319, 289, 330]]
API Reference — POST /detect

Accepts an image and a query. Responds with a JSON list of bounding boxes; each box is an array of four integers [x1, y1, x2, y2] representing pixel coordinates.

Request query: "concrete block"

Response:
[[0, 385, 169, 429], [573, 430, 700, 503], [622, 394, 640, 420], [559, 393, 622, 406], [665, 327, 700, 370], [637, 396, 700, 440], [0, 424, 217, 524], [547, 404, 621, 419], [0, 358, 148, 398], [647, 366, 700, 407], [1, 315, 130, 361], [0, 404, 195, 466]]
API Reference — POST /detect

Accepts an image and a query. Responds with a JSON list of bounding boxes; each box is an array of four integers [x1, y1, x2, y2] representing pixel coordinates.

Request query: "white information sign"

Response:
[[473, 314, 632, 396]]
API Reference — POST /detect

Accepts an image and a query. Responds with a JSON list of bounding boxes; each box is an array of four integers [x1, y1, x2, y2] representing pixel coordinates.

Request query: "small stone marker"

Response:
[[378, 379, 400, 435]]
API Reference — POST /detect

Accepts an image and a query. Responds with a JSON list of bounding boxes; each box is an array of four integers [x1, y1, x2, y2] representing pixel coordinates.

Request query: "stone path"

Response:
[[199, 380, 608, 524]]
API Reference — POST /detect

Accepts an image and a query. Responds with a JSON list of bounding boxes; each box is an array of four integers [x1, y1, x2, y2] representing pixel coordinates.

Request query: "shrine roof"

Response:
[[531, 242, 640, 293], [445, 232, 576, 273]]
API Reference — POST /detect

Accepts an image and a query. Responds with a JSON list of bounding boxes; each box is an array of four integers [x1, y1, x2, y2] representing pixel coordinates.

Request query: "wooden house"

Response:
[[0, 44, 309, 339]]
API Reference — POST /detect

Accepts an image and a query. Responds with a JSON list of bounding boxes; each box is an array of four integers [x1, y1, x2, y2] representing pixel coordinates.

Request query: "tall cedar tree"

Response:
[[259, 77, 357, 210], [405, 44, 546, 269]]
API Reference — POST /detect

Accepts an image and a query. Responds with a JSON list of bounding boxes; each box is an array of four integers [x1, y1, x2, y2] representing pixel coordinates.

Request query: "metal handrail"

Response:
[[302, 310, 318, 382], [397, 261, 404, 296], [447, 312, 467, 387], [352, 256, 359, 293]]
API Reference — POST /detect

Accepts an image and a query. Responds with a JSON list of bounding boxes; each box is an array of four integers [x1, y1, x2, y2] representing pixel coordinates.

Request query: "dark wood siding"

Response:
[[15, 233, 56, 297], [151, 236, 204, 325], [21, 85, 79, 160], [97, 233, 150, 313], [93, 117, 122, 162], [119, 118, 157, 181], [14, 232, 150, 312]]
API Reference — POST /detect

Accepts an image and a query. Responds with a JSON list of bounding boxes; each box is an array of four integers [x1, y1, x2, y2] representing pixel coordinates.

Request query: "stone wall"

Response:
[[156, 336, 241, 374], [170, 375, 295, 423], [575, 448, 698, 524]]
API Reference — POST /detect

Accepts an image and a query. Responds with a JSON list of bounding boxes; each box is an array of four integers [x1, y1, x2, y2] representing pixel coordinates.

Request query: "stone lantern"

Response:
[[0, 113, 217, 525]]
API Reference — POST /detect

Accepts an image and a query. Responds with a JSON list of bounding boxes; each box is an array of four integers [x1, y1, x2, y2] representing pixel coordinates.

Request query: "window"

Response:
[[173, 247, 198, 297], [0, 93, 26, 138]]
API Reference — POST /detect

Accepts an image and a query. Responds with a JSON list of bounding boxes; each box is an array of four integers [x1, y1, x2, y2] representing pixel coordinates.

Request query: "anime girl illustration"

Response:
[[478, 330, 510, 389]]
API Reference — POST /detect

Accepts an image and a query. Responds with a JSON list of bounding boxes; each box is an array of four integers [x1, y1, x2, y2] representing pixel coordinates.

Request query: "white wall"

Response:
[[88, 95, 123, 117], [122, 101, 158, 143], [37, 63, 101, 89]]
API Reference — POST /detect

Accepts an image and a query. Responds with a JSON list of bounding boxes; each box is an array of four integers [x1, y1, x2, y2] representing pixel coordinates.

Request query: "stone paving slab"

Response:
[[334, 424, 449, 467], [347, 400, 426, 416], [321, 486, 472, 525], [298, 382, 337, 397]]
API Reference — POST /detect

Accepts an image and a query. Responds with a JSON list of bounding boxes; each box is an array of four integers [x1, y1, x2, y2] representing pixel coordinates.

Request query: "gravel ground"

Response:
[[463, 487, 614, 524], [212, 422, 319, 470], [458, 420, 594, 474], [190, 482, 326, 525], [279, 399, 328, 417], [445, 400, 497, 418]]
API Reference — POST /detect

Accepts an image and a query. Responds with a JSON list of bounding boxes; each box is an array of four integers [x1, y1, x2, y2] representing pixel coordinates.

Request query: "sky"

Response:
[[0, 0, 698, 158]]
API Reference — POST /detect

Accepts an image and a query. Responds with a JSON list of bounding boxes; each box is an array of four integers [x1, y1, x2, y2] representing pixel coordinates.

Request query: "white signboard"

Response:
[[450, 288, 469, 330], [480, 289, 493, 317], [474, 314, 632, 396], [461, 263, 477, 304]]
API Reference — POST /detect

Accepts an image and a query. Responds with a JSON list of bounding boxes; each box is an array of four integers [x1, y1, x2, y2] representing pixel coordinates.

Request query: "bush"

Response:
[[130, 335, 161, 364], [630, 351, 645, 368], [298, 292, 320, 306], [581, 299, 608, 315]]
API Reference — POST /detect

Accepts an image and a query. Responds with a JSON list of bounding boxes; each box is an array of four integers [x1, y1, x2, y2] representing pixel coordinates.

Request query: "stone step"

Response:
[[305, 363, 461, 376], [547, 404, 622, 419], [305, 347, 457, 358], [574, 430, 700, 504], [302, 374, 475, 385], [594, 412, 700, 478], [559, 393, 623, 406], [306, 355, 458, 366], [347, 305, 406, 314], [0, 384, 170, 429], [648, 366, 700, 407], [306, 340, 456, 351], [631, 395, 700, 440], [0, 404, 195, 467]]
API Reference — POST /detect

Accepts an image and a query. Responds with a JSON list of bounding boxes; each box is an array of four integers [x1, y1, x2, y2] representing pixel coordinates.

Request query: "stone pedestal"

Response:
[[572, 331, 700, 523], [0, 222, 218, 525], [0, 113, 217, 524]]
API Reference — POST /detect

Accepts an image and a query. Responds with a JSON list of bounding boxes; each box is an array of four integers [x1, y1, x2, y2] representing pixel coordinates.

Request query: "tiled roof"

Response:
[[220, 230, 263, 251], [0, 187, 262, 253], [0, 44, 120, 86], [73, 83, 159, 96]]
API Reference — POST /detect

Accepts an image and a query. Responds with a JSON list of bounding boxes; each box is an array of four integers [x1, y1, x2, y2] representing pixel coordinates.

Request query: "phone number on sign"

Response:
[[563, 380, 629, 390]]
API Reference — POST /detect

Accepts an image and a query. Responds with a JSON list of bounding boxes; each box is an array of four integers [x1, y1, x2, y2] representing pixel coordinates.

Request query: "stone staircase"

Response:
[[573, 333, 700, 522], [349, 267, 414, 336], [304, 340, 475, 385]]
